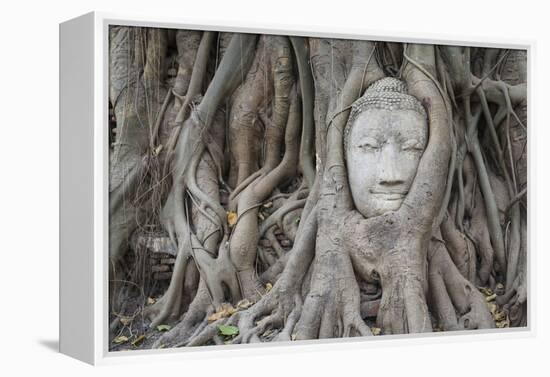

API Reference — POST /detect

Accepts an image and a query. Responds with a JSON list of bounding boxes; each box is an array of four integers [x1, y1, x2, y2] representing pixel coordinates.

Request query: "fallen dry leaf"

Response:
[[496, 319, 510, 328], [479, 287, 494, 296], [265, 282, 273, 292], [236, 299, 253, 309], [494, 310, 506, 322], [153, 144, 163, 156], [120, 317, 132, 326], [207, 303, 237, 323], [113, 335, 129, 344], [227, 212, 238, 227], [485, 293, 497, 302], [131, 335, 146, 347]]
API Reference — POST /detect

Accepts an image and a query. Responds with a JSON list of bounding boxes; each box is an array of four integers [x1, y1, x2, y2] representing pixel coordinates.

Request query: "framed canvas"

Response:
[[59, 11, 533, 365]]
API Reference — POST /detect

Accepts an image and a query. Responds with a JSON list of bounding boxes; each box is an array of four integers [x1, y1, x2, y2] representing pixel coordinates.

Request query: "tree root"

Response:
[[428, 239, 495, 331], [151, 281, 215, 348], [294, 247, 371, 339], [143, 247, 192, 327]]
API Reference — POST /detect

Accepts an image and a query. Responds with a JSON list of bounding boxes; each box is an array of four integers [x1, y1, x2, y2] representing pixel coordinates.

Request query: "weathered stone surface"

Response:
[[345, 78, 428, 218]]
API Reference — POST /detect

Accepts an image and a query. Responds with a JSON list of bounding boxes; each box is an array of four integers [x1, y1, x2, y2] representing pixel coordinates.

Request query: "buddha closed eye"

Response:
[[344, 78, 428, 218]]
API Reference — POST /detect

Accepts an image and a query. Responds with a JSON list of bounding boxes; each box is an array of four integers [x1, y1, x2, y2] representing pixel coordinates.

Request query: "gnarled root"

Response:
[[293, 199, 371, 340], [230, 290, 302, 344], [370, 239, 432, 335], [142, 247, 195, 327], [428, 239, 495, 331], [151, 281, 215, 348], [440, 209, 477, 284], [173, 204, 319, 346], [497, 217, 527, 327], [233, 204, 320, 343], [206, 236, 366, 345], [294, 247, 371, 339]]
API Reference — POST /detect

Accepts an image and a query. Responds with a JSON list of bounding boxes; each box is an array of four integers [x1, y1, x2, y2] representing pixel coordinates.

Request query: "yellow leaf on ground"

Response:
[[265, 282, 273, 292], [153, 144, 163, 156], [479, 287, 494, 296], [147, 297, 156, 305], [113, 335, 129, 344], [371, 327, 381, 336], [227, 212, 238, 227], [485, 293, 497, 302], [156, 324, 171, 332], [496, 320, 510, 328], [131, 335, 146, 347], [494, 310, 507, 322], [207, 312, 222, 323], [236, 299, 253, 309], [120, 317, 132, 326], [207, 303, 237, 323]]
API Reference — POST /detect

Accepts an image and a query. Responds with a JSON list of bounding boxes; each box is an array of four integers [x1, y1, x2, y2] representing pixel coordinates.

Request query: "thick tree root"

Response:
[[151, 281, 215, 348], [294, 247, 371, 339], [143, 248, 194, 327], [428, 240, 495, 331]]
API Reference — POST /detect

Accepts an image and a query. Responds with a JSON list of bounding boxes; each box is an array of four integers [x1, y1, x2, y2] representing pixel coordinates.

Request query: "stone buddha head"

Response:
[[344, 77, 428, 218]]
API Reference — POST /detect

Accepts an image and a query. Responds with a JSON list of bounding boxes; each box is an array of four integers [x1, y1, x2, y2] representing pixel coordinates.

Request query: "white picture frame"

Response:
[[59, 11, 534, 365]]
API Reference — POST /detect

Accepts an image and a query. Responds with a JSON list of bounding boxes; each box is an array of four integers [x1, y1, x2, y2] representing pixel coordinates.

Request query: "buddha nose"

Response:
[[378, 142, 405, 186]]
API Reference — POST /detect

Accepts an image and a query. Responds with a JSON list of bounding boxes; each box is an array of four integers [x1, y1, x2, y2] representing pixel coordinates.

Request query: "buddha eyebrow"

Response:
[[356, 135, 383, 146], [356, 136, 380, 144], [359, 127, 384, 137]]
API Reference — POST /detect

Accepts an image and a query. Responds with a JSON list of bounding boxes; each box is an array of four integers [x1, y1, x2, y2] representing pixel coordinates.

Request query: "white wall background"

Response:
[[1, 0, 547, 374]]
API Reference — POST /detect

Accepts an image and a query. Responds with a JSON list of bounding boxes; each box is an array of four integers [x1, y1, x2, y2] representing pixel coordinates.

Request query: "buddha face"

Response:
[[346, 108, 427, 218]]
